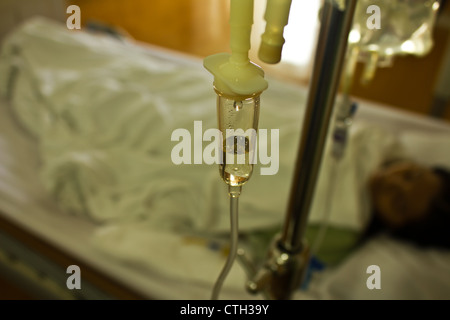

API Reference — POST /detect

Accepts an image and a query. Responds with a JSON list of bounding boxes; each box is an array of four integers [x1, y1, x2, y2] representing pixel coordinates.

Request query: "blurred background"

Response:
[[0, 0, 449, 121]]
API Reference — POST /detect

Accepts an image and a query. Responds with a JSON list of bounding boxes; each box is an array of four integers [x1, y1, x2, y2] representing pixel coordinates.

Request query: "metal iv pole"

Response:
[[245, 0, 358, 300]]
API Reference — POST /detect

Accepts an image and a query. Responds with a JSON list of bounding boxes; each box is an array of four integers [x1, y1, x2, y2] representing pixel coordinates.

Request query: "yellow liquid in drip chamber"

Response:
[[216, 90, 260, 187]]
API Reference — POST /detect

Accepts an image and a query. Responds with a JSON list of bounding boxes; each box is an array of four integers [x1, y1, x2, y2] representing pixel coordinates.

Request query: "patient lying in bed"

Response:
[[295, 160, 450, 300]]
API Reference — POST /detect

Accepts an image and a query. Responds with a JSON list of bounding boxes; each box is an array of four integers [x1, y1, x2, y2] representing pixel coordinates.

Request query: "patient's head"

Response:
[[365, 159, 450, 249], [369, 160, 444, 227]]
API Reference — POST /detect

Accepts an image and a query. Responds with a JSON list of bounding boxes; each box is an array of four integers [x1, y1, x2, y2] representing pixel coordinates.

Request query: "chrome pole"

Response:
[[281, 0, 357, 252], [246, 0, 357, 300]]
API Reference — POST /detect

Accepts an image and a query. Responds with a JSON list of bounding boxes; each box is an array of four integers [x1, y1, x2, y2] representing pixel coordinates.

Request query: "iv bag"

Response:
[[349, 0, 441, 67]]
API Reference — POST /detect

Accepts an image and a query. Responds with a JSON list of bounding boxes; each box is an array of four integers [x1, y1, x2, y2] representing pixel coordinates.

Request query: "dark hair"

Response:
[[358, 166, 450, 250]]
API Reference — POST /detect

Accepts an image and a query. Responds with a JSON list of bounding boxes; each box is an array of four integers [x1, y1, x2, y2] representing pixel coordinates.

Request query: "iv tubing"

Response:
[[211, 187, 241, 300], [310, 158, 338, 257], [311, 42, 358, 258]]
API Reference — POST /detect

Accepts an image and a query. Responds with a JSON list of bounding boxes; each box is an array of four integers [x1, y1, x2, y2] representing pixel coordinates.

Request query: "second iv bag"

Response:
[[348, 0, 441, 82]]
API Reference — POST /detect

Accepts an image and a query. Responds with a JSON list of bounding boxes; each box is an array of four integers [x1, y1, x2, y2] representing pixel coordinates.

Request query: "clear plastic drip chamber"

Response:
[[203, 0, 267, 187], [216, 89, 261, 187]]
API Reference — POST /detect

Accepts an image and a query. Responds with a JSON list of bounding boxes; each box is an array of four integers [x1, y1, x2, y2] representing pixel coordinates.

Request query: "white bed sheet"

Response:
[[1, 17, 450, 300]]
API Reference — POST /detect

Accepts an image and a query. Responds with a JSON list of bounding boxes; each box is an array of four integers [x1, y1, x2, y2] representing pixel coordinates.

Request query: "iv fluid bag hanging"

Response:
[[349, 0, 440, 66]]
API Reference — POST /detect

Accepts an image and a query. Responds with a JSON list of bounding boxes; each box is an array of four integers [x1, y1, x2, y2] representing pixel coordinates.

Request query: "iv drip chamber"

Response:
[[216, 89, 260, 187]]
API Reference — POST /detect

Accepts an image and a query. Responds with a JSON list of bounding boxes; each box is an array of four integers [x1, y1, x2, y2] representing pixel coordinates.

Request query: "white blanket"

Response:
[[0, 17, 409, 233], [294, 234, 450, 300]]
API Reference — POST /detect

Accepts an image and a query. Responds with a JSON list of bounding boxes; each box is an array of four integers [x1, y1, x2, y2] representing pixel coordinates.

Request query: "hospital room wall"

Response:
[[66, 0, 450, 122], [68, 0, 231, 59], [0, 0, 66, 42]]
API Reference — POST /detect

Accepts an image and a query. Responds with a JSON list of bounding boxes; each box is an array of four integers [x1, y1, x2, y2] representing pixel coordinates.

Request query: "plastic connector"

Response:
[[258, 0, 292, 64], [203, 0, 268, 97], [203, 53, 267, 97]]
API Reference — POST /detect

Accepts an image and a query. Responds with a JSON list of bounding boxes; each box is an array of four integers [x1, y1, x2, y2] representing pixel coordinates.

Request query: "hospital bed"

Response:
[[0, 17, 450, 300]]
